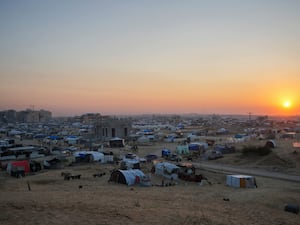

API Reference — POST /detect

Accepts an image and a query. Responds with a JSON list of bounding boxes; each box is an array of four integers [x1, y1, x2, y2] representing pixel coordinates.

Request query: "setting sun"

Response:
[[283, 100, 291, 108]]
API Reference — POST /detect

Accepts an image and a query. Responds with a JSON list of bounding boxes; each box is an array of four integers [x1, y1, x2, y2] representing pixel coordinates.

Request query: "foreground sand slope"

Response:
[[0, 162, 299, 225]]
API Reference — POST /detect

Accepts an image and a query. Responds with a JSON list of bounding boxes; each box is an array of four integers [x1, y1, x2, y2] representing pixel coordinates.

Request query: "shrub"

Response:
[[242, 145, 271, 156]]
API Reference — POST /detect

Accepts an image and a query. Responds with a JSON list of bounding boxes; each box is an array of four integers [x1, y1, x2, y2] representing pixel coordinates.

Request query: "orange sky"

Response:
[[0, 1, 299, 117]]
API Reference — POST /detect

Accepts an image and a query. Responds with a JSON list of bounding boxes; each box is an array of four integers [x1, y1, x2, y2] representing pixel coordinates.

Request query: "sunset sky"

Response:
[[0, 0, 299, 117]]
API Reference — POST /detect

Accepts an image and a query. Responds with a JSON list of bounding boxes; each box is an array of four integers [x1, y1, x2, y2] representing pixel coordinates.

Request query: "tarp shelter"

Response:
[[216, 128, 228, 135], [161, 148, 171, 157], [265, 140, 276, 148], [187, 134, 199, 142], [109, 169, 147, 186], [143, 129, 154, 135], [176, 145, 189, 155], [65, 135, 80, 145], [74, 151, 105, 163], [177, 123, 184, 129], [48, 135, 62, 140], [144, 154, 158, 162], [103, 152, 114, 163], [214, 145, 236, 154], [234, 134, 248, 139], [6, 160, 30, 175], [155, 162, 179, 180], [121, 158, 140, 169], [226, 175, 257, 188], [188, 142, 208, 151], [43, 157, 62, 169], [109, 137, 125, 147]]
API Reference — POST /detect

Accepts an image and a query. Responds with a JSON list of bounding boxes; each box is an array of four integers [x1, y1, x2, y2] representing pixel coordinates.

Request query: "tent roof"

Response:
[[155, 162, 179, 171], [111, 169, 146, 186]]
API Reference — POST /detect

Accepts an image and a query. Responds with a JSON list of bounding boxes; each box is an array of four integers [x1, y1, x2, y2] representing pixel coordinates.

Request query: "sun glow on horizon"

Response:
[[283, 100, 291, 108]]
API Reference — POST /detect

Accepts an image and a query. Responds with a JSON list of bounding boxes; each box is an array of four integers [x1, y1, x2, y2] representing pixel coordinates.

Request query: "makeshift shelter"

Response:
[[74, 151, 105, 163], [48, 135, 62, 140], [65, 135, 80, 145], [161, 148, 171, 158], [109, 137, 125, 147], [203, 150, 223, 160], [226, 175, 257, 188], [234, 134, 248, 139], [144, 154, 158, 162], [109, 169, 148, 186], [214, 145, 236, 154], [176, 145, 189, 155], [103, 152, 114, 163], [121, 158, 140, 169], [265, 140, 276, 148], [6, 160, 30, 177], [166, 134, 178, 142], [43, 157, 63, 169], [188, 142, 208, 151], [177, 123, 184, 129], [187, 134, 199, 142], [216, 128, 228, 135], [280, 132, 296, 139], [30, 160, 43, 172], [142, 129, 154, 135], [155, 162, 179, 180]]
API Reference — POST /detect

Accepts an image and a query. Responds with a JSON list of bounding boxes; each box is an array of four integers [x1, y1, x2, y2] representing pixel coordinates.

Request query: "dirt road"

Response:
[[195, 161, 300, 183]]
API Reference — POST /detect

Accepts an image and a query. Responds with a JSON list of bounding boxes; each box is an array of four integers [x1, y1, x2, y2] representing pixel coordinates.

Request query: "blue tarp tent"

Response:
[[234, 134, 247, 139], [188, 142, 208, 151], [48, 135, 62, 140], [162, 148, 171, 157]]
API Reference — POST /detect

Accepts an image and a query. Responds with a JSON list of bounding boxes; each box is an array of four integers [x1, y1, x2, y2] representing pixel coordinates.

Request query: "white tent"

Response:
[[109, 169, 147, 186], [226, 175, 257, 188]]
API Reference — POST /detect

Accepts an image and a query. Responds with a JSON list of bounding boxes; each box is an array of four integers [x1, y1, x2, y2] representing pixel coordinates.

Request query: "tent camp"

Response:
[[155, 162, 179, 180], [226, 175, 257, 188], [109, 169, 149, 186]]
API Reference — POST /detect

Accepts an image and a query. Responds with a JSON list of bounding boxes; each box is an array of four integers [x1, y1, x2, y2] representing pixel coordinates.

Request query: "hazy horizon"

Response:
[[1, 0, 299, 117]]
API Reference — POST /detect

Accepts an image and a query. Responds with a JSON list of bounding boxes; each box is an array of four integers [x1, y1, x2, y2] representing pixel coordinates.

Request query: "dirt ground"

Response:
[[0, 140, 299, 225]]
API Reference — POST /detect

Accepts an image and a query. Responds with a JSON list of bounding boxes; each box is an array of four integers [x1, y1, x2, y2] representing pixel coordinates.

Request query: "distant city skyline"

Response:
[[1, 0, 299, 117]]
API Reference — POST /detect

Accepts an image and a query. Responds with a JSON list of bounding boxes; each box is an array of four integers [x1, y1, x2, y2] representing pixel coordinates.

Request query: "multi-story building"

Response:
[[94, 116, 131, 141], [39, 110, 52, 122], [0, 109, 52, 123]]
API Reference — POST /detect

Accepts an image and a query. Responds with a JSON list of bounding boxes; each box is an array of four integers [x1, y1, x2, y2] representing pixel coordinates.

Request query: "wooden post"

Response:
[[27, 181, 31, 191]]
